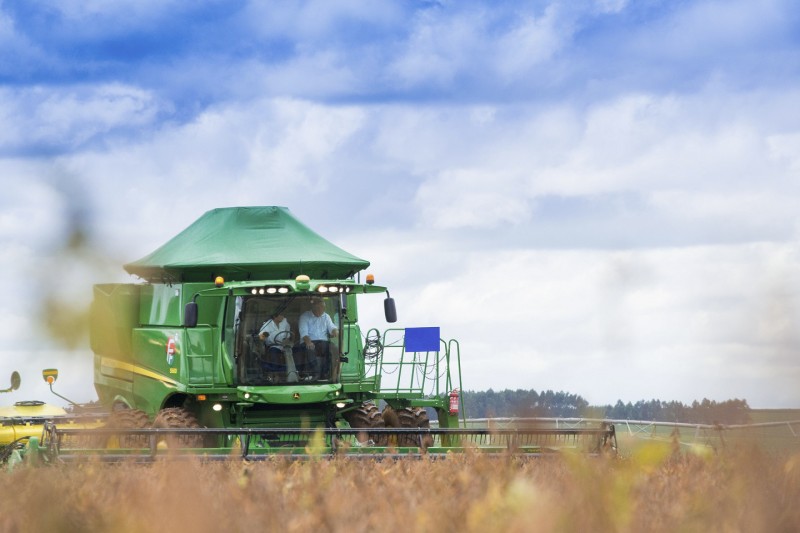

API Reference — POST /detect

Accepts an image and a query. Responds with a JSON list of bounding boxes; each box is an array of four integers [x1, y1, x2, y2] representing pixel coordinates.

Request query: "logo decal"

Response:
[[166, 337, 176, 365]]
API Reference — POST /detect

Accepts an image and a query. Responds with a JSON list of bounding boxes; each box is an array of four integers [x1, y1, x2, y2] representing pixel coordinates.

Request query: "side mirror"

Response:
[[42, 368, 78, 406], [184, 301, 198, 328], [42, 368, 58, 384], [384, 297, 397, 323], [2, 371, 22, 393], [339, 292, 348, 314]]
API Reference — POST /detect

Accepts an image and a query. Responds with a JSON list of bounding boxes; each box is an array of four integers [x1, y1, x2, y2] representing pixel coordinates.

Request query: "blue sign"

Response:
[[404, 327, 440, 352]]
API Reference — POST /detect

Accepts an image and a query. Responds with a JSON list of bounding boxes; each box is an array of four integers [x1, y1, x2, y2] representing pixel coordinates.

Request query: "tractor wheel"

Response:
[[152, 407, 205, 449], [412, 408, 435, 450], [343, 402, 387, 446], [381, 405, 399, 428], [386, 406, 433, 450], [104, 408, 150, 449]]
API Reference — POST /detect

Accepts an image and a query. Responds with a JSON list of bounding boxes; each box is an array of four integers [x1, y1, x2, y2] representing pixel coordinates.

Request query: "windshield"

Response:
[[235, 294, 341, 386]]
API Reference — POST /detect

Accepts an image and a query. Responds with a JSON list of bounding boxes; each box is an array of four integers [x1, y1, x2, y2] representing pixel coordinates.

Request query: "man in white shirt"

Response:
[[259, 312, 291, 346], [298, 299, 339, 379], [258, 313, 292, 373]]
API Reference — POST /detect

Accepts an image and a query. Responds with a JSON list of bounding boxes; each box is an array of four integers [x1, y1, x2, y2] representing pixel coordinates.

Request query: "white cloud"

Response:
[[365, 90, 800, 238], [0, 170, 62, 241], [387, 9, 483, 89], [386, 4, 580, 89], [357, 238, 800, 407], [648, 190, 800, 232], [39, 86, 800, 251], [767, 132, 800, 172], [495, 6, 567, 79], [414, 168, 531, 229], [0, 84, 162, 151], [55, 98, 366, 259]]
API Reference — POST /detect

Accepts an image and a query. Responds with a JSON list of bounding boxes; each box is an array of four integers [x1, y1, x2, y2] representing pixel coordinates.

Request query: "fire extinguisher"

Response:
[[448, 389, 460, 415]]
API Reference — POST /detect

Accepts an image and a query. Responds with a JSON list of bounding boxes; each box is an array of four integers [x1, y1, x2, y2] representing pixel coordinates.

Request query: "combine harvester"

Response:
[[12, 207, 615, 464]]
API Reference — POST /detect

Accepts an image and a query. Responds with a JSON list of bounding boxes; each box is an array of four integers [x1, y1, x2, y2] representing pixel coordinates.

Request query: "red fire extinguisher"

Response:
[[449, 389, 460, 415]]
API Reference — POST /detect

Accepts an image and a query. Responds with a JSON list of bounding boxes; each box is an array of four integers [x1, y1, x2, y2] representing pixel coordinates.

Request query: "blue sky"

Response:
[[2, 0, 800, 408]]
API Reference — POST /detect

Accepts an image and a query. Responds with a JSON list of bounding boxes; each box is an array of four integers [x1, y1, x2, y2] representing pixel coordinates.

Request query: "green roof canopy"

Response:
[[124, 207, 370, 282]]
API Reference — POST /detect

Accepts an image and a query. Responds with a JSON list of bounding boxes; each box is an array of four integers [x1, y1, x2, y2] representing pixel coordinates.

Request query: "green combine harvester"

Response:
[[9, 207, 615, 463]]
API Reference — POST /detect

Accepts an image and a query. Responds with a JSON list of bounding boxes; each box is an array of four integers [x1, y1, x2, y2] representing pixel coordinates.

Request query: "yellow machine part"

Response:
[[0, 403, 68, 447]]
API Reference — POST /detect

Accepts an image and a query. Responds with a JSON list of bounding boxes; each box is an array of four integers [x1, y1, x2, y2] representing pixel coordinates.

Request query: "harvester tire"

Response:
[[383, 406, 434, 451], [152, 407, 205, 449], [104, 408, 150, 449], [343, 402, 387, 446], [412, 408, 435, 450]]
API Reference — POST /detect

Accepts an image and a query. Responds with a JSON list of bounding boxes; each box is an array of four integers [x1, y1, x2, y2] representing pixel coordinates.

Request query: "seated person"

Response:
[[258, 312, 291, 370], [297, 298, 339, 379]]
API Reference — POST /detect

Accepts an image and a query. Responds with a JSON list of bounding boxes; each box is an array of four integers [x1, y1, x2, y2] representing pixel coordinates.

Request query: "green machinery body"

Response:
[[90, 278, 463, 435], [87, 207, 464, 448]]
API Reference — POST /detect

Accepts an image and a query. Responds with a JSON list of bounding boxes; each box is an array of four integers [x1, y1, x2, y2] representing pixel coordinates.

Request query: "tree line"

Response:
[[462, 389, 751, 424]]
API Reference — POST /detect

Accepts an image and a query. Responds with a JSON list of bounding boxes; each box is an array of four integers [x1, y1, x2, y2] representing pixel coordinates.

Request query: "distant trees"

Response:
[[602, 398, 751, 424], [463, 389, 590, 419], [461, 390, 751, 424]]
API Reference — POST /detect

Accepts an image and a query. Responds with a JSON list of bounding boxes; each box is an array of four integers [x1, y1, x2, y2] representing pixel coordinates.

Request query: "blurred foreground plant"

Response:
[[1, 446, 798, 533]]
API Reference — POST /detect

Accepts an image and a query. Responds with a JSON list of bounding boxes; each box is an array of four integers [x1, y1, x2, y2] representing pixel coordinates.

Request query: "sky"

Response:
[[1, 0, 800, 409]]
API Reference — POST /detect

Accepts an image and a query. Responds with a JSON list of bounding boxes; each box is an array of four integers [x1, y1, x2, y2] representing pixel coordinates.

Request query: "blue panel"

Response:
[[404, 327, 440, 352]]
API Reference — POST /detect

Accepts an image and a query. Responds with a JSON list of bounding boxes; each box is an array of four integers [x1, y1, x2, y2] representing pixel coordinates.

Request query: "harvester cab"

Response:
[[186, 277, 396, 390], [161, 273, 410, 438]]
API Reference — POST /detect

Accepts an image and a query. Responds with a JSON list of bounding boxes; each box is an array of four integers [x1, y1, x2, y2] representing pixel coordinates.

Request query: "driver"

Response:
[[258, 312, 291, 365]]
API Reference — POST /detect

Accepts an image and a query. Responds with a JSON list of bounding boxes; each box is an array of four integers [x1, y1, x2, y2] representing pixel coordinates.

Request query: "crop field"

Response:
[[467, 412, 800, 456], [613, 415, 800, 456], [2, 441, 798, 533]]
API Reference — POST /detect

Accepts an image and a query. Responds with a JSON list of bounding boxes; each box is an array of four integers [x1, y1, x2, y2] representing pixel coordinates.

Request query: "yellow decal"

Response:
[[100, 357, 180, 387], [169, 368, 177, 374]]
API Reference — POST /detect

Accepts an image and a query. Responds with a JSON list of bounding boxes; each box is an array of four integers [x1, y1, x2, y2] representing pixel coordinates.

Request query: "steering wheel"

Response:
[[270, 330, 294, 347]]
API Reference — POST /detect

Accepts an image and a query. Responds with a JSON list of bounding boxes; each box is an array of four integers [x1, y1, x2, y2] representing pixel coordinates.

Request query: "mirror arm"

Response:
[[48, 382, 80, 407]]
